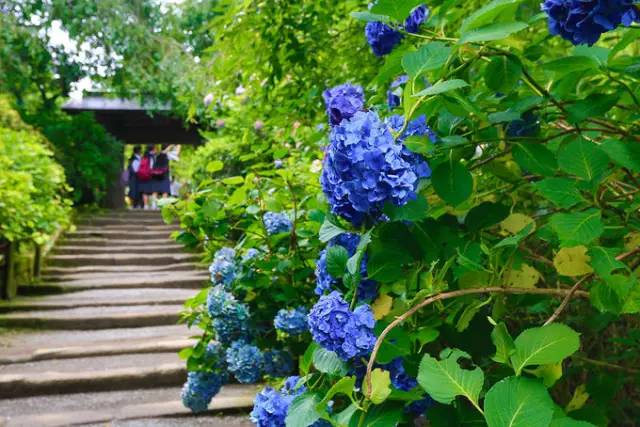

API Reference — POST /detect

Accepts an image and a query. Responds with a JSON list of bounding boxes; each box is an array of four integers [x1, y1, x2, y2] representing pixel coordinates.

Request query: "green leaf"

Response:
[[599, 139, 640, 172], [321, 376, 356, 404], [484, 377, 555, 427], [567, 94, 618, 124], [465, 202, 510, 231], [543, 56, 599, 76], [402, 42, 452, 78], [488, 111, 521, 123], [370, 0, 423, 22], [413, 79, 469, 97], [206, 160, 224, 172], [313, 347, 348, 376], [459, 21, 528, 44], [588, 246, 626, 277], [350, 11, 391, 23], [222, 176, 244, 185], [494, 222, 534, 248], [300, 343, 318, 375], [491, 322, 515, 364], [432, 159, 473, 206], [550, 418, 598, 427], [485, 55, 522, 93], [335, 403, 359, 426], [549, 209, 604, 247], [403, 135, 434, 155], [557, 138, 610, 182], [511, 324, 581, 375], [285, 393, 322, 427], [590, 274, 635, 314], [358, 403, 403, 427], [326, 245, 349, 278], [417, 348, 484, 407], [512, 143, 557, 176], [383, 194, 429, 222], [319, 217, 346, 243], [363, 368, 392, 404], [533, 178, 585, 209], [460, 0, 522, 33]]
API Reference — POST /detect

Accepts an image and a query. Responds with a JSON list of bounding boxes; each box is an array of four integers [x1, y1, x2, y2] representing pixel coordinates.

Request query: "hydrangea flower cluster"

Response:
[[507, 111, 541, 137], [314, 233, 378, 301], [322, 84, 365, 126], [204, 342, 228, 373], [263, 211, 292, 235], [365, 5, 429, 56], [320, 110, 421, 226], [181, 371, 225, 413], [384, 357, 418, 391], [387, 75, 409, 108], [274, 306, 309, 335], [250, 376, 305, 426], [242, 248, 260, 262], [386, 114, 436, 179], [207, 285, 250, 344], [542, 0, 639, 45], [209, 247, 237, 287], [263, 349, 295, 377], [307, 291, 377, 360], [225, 340, 264, 383]]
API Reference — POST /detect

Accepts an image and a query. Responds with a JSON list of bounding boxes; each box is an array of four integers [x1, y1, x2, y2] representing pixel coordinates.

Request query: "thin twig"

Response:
[[363, 286, 589, 399], [543, 247, 640, 326]]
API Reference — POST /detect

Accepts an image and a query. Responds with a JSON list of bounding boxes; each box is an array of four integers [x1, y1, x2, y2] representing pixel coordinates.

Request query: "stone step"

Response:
[[0, 336, 194, 364], [0, 325, 190, 361], [77, 217, 168, 226], [43, 262, 200, 277], [0, 304, 184, 329], [76, 225, 180, 233], [47, 253, 198, 267], [0, 385, 256, 427], [58, 237, 177, 247], [52, 244, 185, 255], [27, 273, 208, 294], [0, 288, 195, 313], [65, 230, 176, 240], [0, 353, 185, 398]]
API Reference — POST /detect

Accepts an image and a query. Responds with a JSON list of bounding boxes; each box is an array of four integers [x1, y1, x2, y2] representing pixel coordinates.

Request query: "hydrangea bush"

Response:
[[167, 0, 640, 425]]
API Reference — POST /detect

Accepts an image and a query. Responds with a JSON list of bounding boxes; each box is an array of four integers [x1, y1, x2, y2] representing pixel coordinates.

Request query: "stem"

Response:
[[364, 286, 589, 399]]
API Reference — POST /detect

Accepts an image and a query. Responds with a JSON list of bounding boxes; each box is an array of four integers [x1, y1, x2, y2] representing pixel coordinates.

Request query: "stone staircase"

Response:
[[0, 210, 255, 427]]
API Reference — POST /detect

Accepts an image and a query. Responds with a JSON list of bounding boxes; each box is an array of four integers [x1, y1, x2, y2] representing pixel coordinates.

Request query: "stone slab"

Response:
[[42, 262, 201, 277], [53, 244, 185, 255], [47, 253, 198, 267]]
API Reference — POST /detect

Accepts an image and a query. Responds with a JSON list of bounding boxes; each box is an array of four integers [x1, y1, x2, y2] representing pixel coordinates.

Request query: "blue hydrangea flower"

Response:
[[209, 248, 237, 287], [314, 233, 378, 301], [203, 342, 228, 373], [406, 395, 435, 415], [212, 300, 251, 344], [274, 307, 309, 335], [542, 0, 639, 45], [384, 358, 418, 391], [321, 111, 421, 226], [307, 291, 377, 360], [263, 211, 292, 235], [181, 371, 224, 413], [263, 349, 295, 377], [206, 285, 235, 318], [226, 340, 264, 384], [405, 5, 429, 33], [250, 376, 306, 426], [242, 248, 260, 262], [506, 111, 540, 137], [365, 21, 403, 56], [387, 75, 409, 108], [323, 84, 365, 126], [386, 114, 435, 179]]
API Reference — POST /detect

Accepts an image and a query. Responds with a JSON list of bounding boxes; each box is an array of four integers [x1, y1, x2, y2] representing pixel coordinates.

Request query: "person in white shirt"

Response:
[[127, 145, 143, 208]]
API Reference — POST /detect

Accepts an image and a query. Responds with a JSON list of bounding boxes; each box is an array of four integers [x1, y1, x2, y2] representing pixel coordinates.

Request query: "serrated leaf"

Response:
[[567, 94, 618, 124], [313, 347, 348, 376], [460, 21, 528, 44], [413, 79, 469, 97], [285, 393, 322, 427], [350, 11, 391, 23], [319, 217, 346, 243], [495, 222, 535, 248], [491, 322, 515, 364], [383, 194, 429, 222], [402, 42, 452, 78], [511, 324, 580, 375], [321, 376, 356, 404], [370, 0, 423, 22], [550, 418, 597, 427], [550, 209, 604, 246], [557, 138, 610, 182], [485, 55, 522, 92], [529, 362, 563, 387], [364, 368, 392, 404], [504, 263, 540, 287], [501, 213, 535, 234], [465, 202, 510, 231], [533, 178, 585, 209], [326, 245, 349, 278], [543, 56, 599, 76], [484, 376, 555, 427], [417, 348, 484, 407], [599, 139, 640, 172], [512, 143, 557, 176], [588, 246, 626, 277], [460, 0, 521, 33], [432, 159, 473, 206], [553, 246, 594, 277]]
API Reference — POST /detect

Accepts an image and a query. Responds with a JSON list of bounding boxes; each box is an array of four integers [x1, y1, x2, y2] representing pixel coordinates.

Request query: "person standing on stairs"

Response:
[[152, 144, 172, 200], [137, 144, 157, 210], [127, 145, 143, 208]]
